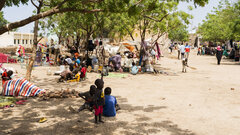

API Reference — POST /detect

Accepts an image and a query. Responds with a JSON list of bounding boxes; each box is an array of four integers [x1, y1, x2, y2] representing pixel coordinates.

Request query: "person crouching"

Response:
[[182, 58, 188, 73]]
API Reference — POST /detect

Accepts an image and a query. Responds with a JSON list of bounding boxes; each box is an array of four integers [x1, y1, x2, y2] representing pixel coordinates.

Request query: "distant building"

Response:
[[0, 32, 48, 48]]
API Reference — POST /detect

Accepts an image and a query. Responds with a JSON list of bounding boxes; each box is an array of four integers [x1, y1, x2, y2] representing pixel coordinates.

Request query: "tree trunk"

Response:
[[125, 27, 135, 41], [86, 32, 91, 59], [25, 3, 42, 81], [25, 18, 39, 81]]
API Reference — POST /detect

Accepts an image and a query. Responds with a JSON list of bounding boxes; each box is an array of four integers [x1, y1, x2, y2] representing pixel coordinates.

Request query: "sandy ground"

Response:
[[1, 49, 240, 135]]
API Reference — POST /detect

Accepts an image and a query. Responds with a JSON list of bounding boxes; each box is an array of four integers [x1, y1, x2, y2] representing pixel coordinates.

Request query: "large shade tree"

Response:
[[1, 0, 209, 80], [0, 0, 209, 35], [198, 0, 240, 42]]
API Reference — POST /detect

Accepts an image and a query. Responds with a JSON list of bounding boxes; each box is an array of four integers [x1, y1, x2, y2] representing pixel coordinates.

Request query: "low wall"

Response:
[[0, 47, 32, 55]]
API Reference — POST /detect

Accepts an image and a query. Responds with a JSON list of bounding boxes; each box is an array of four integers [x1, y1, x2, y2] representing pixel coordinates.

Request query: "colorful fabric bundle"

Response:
[[2, 78, 45, 97]]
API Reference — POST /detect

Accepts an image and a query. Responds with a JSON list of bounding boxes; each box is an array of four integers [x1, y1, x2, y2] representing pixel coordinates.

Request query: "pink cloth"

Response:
[[217, 46, 221, 51]]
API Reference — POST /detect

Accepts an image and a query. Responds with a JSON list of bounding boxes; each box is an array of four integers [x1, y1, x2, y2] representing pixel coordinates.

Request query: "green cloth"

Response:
[[98, 73, 128, 78], [0, 96, 17, 107], [223, 50, 228, 57]]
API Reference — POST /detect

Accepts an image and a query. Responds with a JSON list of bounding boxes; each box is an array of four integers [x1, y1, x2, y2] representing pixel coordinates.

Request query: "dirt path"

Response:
[[1, 49, 240, 135]]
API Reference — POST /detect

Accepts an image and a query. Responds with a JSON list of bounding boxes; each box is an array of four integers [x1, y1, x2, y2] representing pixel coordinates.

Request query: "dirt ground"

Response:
[[1, 49, 240, 135]]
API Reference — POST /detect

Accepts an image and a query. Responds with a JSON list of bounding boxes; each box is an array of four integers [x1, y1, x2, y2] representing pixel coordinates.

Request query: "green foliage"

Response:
[[0, 11, 8, 27], [198, 0, 240, 41], [5, 0, 29, 7], [169, 25, 189, 42], [37, 0, 208, 42]]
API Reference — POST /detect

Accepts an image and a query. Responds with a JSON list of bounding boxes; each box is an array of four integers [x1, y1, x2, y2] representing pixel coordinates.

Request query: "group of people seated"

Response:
[[58, 53, 87, 82], [78, 78, 120, 124]]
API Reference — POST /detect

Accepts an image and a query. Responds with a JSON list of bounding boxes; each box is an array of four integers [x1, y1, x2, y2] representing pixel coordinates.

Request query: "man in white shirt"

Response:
[[177, 43, 181, 59], [179, 43, 185, 59]]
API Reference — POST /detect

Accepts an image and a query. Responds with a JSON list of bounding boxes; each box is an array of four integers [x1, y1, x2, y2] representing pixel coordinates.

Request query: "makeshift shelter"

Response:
[[103, 44, 120, 56], [119, 41, 141, 54]]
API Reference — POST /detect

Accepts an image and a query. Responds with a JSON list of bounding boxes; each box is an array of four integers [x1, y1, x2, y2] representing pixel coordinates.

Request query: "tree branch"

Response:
[[0, 8, 103, 35], [37, 36, 43, 43], [31, 0, 38, 8], [0, 0, 6, 11], [56, 0, 71, 8], [144, 13, 169, 22], [79, 24, 88, 31], [81, 0, 104, 5], [134, 0, 143, 6]]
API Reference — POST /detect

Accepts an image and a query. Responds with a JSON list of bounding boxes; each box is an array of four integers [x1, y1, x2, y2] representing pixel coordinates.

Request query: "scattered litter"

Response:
[[38, 89, 79, 99], [69, 106, 78, 113], [39, 117, 47, 123], [231, 88, 235, 90]]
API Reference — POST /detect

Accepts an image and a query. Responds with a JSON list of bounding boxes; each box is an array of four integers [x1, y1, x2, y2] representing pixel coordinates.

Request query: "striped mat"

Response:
[[2, 78, 45, 96]]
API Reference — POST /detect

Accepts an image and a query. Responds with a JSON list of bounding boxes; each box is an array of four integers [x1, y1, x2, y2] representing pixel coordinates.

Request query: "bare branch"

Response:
[[31, 0, 38, 8], [37, 37, 43, 43]]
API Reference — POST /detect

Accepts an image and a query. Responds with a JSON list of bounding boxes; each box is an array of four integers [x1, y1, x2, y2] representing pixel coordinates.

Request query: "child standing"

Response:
[[93, 79, 105, 124]]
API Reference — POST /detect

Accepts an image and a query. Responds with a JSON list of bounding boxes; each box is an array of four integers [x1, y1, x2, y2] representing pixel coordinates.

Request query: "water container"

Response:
[[60, 65, 65, 72], [47, 68, 52, 75], [94, 65, 99, 72]]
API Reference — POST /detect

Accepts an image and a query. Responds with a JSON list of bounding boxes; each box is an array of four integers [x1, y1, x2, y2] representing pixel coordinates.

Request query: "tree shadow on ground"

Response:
[[31, 76, 91, 90], [0, 96, 195, 135]]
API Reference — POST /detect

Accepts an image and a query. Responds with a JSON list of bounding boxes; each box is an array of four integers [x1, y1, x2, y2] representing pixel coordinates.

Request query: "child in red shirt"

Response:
[[80, 63, 87, 80]]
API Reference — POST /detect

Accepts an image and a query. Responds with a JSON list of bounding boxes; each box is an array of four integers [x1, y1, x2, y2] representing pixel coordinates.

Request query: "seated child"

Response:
[[78, 85, 96, 112], [93, 79, 105, 124], [131, 62, 138, 75], [68, 70, 80, 82], [103, 87, 120, 117], [80, 63, 87, 81]]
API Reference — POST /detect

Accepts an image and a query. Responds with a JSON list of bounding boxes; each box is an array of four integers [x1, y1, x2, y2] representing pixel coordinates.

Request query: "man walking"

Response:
[[180, 43, 185, 59], [177, 43, 181, 59], [185, 43, 190, 59]]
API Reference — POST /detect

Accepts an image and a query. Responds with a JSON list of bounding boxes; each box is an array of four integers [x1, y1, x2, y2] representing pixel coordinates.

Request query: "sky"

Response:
[[2, 0, 237, 36]]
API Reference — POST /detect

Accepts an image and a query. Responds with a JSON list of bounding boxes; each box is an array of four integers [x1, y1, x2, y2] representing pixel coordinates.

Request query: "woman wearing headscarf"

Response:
[[216, 46, 223, 65]]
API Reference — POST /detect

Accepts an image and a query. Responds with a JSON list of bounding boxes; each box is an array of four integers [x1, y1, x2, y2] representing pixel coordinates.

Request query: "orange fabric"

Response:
[[74, 53, 79, 58], [125, 46, 134, 52]]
